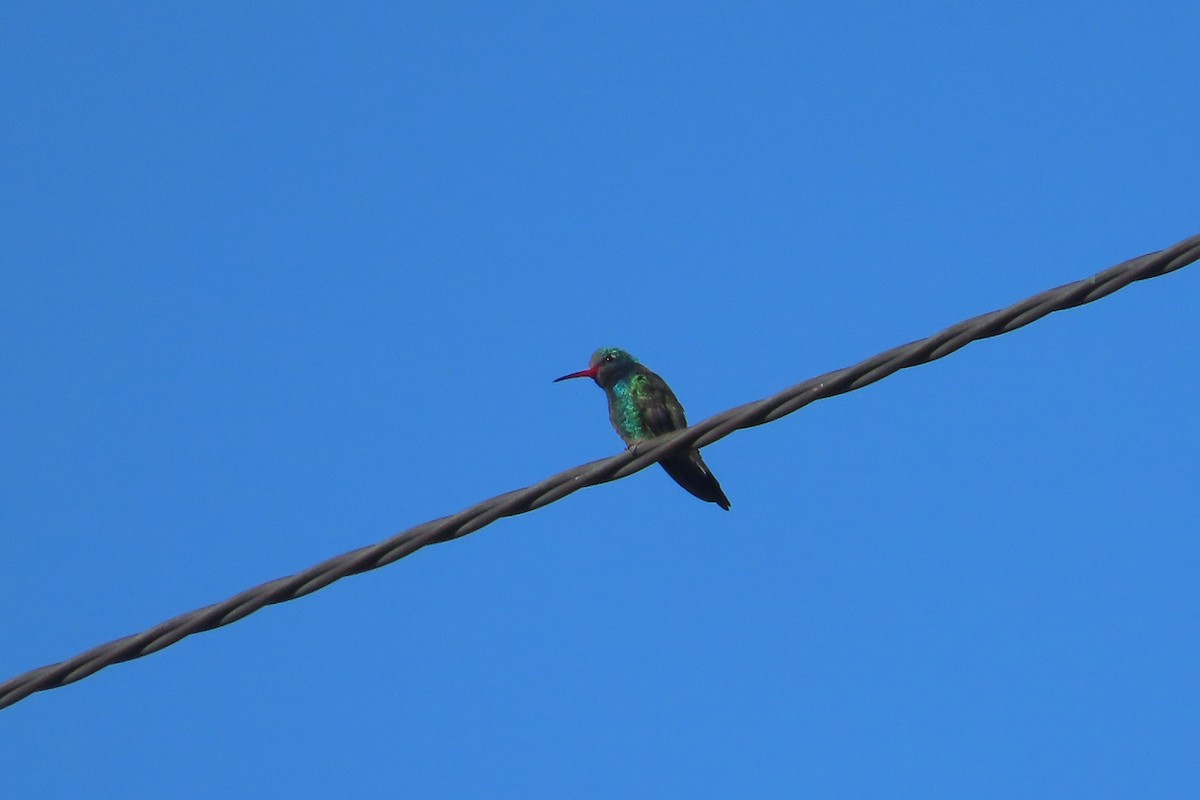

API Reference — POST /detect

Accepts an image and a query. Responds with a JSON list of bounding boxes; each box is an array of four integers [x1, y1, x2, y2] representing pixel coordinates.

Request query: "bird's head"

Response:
[[554, 347, 638, 389]]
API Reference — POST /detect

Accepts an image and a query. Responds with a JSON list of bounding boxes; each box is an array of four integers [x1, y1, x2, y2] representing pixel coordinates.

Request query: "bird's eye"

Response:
[[603, 354, 614, 362]]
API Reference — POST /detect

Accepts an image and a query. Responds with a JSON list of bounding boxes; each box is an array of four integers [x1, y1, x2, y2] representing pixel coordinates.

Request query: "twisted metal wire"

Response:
[[3, 232, 1198, 710]]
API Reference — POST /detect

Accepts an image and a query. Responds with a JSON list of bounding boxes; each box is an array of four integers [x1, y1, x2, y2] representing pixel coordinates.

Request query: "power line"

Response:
[[3, 232, 1198, 711]]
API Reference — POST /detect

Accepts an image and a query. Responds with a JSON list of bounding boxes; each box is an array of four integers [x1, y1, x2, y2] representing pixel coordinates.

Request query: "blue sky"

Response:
[[2, 2, 1197, 797]]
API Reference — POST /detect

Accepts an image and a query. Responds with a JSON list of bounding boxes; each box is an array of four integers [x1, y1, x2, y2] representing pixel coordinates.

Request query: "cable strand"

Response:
[[2, 233, 1198, 710]]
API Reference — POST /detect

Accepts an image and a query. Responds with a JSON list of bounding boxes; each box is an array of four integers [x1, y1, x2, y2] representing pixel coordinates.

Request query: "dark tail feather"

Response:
[[659, 450, 731, 510]]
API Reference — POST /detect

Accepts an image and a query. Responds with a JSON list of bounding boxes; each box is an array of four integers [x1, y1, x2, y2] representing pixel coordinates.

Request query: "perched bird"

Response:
[[555, 347, 731, 510]]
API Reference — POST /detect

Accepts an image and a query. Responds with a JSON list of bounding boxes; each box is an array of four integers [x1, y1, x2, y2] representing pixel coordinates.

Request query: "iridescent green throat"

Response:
[[610, 374, 650, 441]]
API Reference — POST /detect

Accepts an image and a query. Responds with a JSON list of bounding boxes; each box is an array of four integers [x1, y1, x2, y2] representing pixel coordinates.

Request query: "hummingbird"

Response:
[[555, 347, 731, 510]]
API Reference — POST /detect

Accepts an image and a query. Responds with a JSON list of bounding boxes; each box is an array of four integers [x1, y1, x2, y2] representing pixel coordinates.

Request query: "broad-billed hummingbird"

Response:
[[555, 347, 731, 510]]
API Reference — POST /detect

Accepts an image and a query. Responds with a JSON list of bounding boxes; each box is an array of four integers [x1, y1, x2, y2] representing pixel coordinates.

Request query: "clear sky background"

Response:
[[2, 3, 1197, 797]]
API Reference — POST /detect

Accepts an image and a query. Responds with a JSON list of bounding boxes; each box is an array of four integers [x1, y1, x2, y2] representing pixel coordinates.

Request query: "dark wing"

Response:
[[633, 369, 731, 510], [632, 368, 688, 438]]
